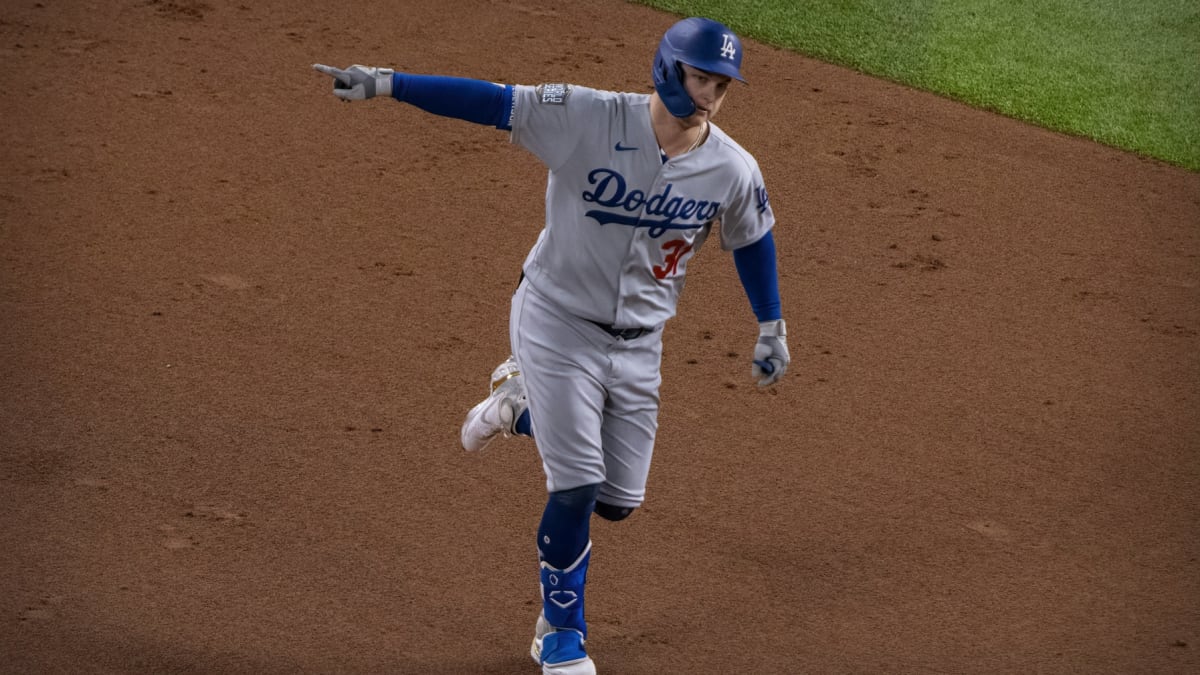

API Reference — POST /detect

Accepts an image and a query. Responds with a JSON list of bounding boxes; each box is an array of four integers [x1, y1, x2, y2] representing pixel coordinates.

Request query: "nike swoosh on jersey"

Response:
[[614, 142, 638, 151]]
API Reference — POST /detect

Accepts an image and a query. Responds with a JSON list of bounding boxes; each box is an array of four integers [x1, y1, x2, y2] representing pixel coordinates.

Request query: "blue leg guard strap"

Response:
[[540, 540, 591, 637], [540, 630, 590, 668]]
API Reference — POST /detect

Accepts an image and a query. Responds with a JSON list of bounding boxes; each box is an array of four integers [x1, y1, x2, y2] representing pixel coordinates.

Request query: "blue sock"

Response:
[[537, 484, 598, 569], [515, 410, 532, 436]]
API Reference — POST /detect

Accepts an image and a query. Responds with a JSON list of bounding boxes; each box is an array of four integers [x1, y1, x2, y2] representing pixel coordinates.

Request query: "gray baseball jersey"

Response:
[[510, 84, 775, 328]]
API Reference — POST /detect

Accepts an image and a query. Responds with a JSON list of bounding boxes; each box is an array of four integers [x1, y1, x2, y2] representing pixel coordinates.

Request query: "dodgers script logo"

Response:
[[582, 168, 721, 238]]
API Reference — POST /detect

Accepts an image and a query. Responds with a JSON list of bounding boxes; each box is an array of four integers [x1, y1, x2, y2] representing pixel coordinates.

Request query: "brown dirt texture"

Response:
[[2, 1, 1198, 673]]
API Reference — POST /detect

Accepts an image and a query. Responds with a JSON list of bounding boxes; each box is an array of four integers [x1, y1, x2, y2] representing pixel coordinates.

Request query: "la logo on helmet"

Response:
[[720, 34, 737, 59]]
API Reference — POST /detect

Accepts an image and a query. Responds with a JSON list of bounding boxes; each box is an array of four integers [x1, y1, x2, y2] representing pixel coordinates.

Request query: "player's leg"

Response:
[[460, 355, 529, 451], [510, 280, 607, 674], [532, 485, 598, 672], [596, 331, 664, 520], [460, 273, 535, 450], [510, 281, 610, 493]]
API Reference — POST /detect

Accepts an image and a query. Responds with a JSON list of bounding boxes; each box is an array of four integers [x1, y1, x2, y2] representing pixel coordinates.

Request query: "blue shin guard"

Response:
[[540, 541, 591, 637], [535, 541, 594, 671], [534, 487, 598, 671]]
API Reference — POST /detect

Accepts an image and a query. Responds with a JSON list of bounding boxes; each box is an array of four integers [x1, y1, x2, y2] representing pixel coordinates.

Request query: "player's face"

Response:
[[680, 64, 732, 123]]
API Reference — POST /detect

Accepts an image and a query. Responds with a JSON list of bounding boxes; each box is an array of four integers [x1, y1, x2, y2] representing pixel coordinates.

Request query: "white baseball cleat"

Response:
[[530, 612, 552, 664], [460, 356, 528, 452], [531, 613, 596, 675], [483, 355, 520, 393]]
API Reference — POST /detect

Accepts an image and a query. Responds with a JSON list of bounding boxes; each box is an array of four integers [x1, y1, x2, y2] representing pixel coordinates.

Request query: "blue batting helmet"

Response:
[[652, 17, 746, 118]]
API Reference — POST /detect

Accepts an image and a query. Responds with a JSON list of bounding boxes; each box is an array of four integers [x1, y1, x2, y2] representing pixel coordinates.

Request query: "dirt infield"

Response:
[[2, 1, 1198, 673]]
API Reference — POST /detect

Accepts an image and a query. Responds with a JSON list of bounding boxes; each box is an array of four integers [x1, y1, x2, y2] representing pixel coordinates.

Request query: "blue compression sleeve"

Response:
[[391, 73, 514, 130], [514, 409, 532, 437], [538, 484, 598, 569], [733, 231, 783, 322]]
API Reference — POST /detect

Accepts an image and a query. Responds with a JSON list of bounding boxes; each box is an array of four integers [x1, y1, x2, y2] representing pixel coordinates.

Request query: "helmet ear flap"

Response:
[[652, 49, 696, 118], [655, 55, 672, 85]]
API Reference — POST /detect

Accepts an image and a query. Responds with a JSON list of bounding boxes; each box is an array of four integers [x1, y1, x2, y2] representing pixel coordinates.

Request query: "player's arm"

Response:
[[733, 231, 790, 387], [312, 64, 515, 130], [733, 232, 781, 322]]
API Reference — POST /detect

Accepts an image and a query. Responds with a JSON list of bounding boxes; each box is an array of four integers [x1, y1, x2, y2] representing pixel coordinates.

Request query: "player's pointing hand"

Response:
[[312, 63, 395, 100]]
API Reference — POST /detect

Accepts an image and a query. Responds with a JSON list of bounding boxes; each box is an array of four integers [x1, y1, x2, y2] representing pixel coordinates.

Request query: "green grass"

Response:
[[632, 0, 1200, 171]]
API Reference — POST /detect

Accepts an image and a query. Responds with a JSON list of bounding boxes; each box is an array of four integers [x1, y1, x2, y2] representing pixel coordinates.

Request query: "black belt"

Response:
[[588, 320, 653, 340]]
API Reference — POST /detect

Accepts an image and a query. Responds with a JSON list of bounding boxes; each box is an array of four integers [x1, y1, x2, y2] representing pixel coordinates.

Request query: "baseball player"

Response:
[[315, 16, 788, 674]]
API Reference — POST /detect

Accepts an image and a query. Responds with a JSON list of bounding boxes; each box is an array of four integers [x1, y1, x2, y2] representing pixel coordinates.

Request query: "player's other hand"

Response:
[[751, 319, 789, 387], [312, 64, 394, 100]]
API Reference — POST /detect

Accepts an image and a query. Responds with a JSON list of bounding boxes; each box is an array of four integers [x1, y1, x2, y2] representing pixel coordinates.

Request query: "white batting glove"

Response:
[[751, 319, 789, 387], [312, 63, 394, 100]]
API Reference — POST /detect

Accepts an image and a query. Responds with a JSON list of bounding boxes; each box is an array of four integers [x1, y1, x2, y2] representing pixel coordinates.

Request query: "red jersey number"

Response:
[[653, 239, 694, 280]]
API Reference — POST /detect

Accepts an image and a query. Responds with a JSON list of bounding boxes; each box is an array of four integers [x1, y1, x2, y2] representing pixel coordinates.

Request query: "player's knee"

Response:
[[594, 500, 635, 522], [548, 483, 601, 512]]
